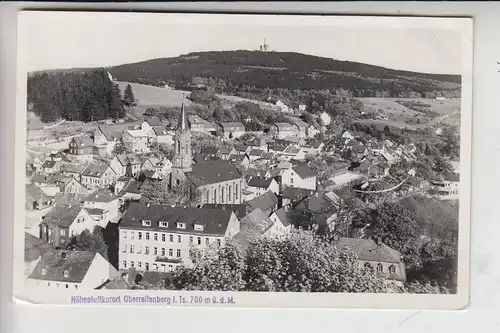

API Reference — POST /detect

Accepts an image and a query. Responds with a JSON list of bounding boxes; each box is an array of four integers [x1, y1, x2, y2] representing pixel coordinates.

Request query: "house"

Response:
[[351, 144, 369, 160], [300, 142, 324, 156], [290, 118, 308, 138], [334, 237, 406, 285], [118, 202, 241, 272], [280, 146, 306, 161], [200, 203, 249, 220], [60, 163, 86, 181], [93, 125, 119, 157], [342, 131, 354, 141], [81, 162, 117, 190], [30, 174, 61, 197], [188, 115, 217, 135], [246, 176, 280, 197], [115, 177, 143, 201], [24, 233, 52, 277], [84, 188, 121, 224], [248, 148, 265, 161], [141, 157, 172, 179], [269, 123, 296, 139], [381, 151, 396, 165], [268, 207, 293, 237], [294, 192, 338, 231], [40, 160, 62, 174], [68, 136, 95, 158], [244, 190, 279, 216], [275, 100, 291, 113], [122, 130, 150, 154], [228, 154, 250, 171], [26, 250, 119, 290], [281, 163, 317, 190], [219, 146, 237, 160], [63, 177, 90, 195], [280, 186, 315, 210], [110, 153, 141, 178], [220, 122, 246, 139], [369, 142, 385, 156], [234, 144, 251, 155], [306, 123, 321, 138], [430, 172, 460, 196], [320, 112, 331, 126], [26, 183, 53, 211], [39, 205, 98, 247], [233, 209, 277, 249]]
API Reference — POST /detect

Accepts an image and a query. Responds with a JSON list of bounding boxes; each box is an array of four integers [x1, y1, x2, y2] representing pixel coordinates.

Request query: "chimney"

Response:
[[146, 203, 150, 208], [374, 237, 382, 246]]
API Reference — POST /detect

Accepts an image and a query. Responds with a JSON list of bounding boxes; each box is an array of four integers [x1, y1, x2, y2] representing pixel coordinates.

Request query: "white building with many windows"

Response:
[[118, 202, 240, 273]]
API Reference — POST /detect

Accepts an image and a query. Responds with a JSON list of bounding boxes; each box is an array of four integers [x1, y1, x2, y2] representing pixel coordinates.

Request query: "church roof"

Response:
[[185, 160, 242, 186], [177, 101, 189, 131]]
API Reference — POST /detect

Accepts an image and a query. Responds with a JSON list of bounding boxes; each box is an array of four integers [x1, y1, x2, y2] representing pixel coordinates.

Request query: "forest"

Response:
[[27, 69, 126, 123], [108, 50, 461, 101]]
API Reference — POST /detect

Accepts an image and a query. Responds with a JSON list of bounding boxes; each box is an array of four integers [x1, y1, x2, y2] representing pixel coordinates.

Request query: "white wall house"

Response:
[[281, 163, 317, 190]]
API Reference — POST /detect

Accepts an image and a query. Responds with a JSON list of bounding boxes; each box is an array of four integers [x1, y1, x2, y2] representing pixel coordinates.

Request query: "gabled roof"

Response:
[[249, 149, 265, 156], [61, 163, 86, 174], [124, 129, 147, 138], [29, 250, 97, 283], [234, 208, 274, 248], [220, 122, 245, 131], [292, 163, 317, 179], [281, 186, 315, 200], [41, 160, 58, 169], [30, 173, 55, 184], [245, 190, 278, 213], [82, 162, 114, 178], [234, 144, 249, 152], [219, 146, 235, 155], [335, 238, 402, 263], [443, 172, 460, 182], [85, 189, 119, 203], [96, 125, 119, 142], [186, 160, 242, 186], [146, 118, 164, 127], [25, 233, 52, 262], [201, 203, 248, 220], [273, 122, 295, 131], [26, 183, 51, 203], [120, 202, 235, 236], [118, 179, 143, 195], [200, 146, 218, 155], [152, 126, 169, 136], [72, 136, 94, 148], [272, 207, 291, 227], [247, 176, 275, 189], [42, 205, 84, 228]]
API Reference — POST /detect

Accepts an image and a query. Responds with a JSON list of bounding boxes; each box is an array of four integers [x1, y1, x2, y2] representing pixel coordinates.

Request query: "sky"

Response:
[[19, 12, 467, 74]]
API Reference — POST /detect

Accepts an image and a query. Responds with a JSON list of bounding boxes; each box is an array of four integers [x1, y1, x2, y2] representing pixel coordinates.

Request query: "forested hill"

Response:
[[108, 50, 461, 98], [27, 69, 126, 123]]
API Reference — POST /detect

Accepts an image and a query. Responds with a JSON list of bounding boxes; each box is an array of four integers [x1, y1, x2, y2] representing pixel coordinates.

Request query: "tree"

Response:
[[67, 226, 108, 260], [140, 179, 202, 207], [109, 84, 125, 120], [123, 84, 136, 107], [112, 140, 127, 155]]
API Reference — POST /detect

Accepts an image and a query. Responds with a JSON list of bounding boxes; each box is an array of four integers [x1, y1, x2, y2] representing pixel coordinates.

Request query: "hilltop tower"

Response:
[[260, 38, 270, 52], [170, 97, 192, 188]]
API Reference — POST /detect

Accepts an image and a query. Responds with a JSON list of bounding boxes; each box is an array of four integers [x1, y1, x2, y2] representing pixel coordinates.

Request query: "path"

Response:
[[353, 176, 410, 194], [43, 119, 66, 129]]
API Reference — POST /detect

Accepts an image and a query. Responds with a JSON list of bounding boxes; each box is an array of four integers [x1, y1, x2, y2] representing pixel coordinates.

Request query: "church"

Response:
[[169, 102, 244, 205]]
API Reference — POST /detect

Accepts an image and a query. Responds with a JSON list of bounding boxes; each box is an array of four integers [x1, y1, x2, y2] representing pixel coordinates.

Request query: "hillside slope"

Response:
[[108, 50, 461, 98]]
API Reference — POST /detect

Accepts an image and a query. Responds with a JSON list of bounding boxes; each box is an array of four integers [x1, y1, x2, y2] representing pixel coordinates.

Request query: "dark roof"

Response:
[[25, 233, 52, 262], [85, 208, 106, 215], [245, 191, 278, 213], [281, 186, 315, 200], [292, 163, 317, 179], [249, 149, 264, 156], [29, 250, 97, 283], [274, 122, 295, 130], [219, 146, 234, 155], [235, 144, 249, 152], [85, 189, 119, 203], [247, 176, 275, 189], [61, 163, 86, 174], [186, 160, 242, 186], [273, 208, 291, 227], [42, 205, 84, 228], [41, 160, 57, 169], [146, 118, 164, 127], [81, 162, 113, 178], [201, 203, 248, 220], [200, 146, 218, 155], [443, 172, 460, 182], [101, 276, 129, 290], [141, 271, 167, 288], [335, 238, 402, 263], [152, 126, 169, 136], [97, 126, 119, 141], [220, 122, 245, 131], [72, 136, 94, 148], [120, 202, 235, 236], [26, 183, 51, 203], [234, 208, 273, 248], [119, 179, 143, 195]]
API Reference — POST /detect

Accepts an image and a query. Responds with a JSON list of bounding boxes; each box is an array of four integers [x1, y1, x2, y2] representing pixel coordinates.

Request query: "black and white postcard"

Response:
[[13, 12, 473, 309]]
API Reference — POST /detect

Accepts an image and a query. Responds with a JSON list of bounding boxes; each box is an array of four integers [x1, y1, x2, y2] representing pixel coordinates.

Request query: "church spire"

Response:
[[177, 94, 188, 131]]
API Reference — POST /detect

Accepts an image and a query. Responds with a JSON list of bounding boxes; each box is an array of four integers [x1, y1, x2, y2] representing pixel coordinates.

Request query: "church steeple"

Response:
[[170, 97, 192, 188], [177, 97, 189, 132]]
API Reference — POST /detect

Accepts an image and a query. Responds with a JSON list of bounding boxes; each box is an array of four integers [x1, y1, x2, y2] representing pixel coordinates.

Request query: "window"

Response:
[[377, 263, 383, 273], [168, 249, 173, 257], [123, 261, 127, 268], [130, 245, 134, 253], [161, 248, 165, 256], [214, 189, 217, 202], [153, 247, 158, 255], [162, 234, 166, 242], [131, 232, 135, 240], [291, 177, 294, 184], [177, 235, 181, 243], [189, 236, 193, 244], [364, 262, 372, 269], [154, 233, 158, 241], [176, 140, 180, 154], [41, 268, 47, 276], [146, 233, 150, 240], [66, 284, 68, 288], [138, 232, 142, 240], [169, 234, 173, 242], [177, 223, 186, 229], [130, 261, 135, 268], [176, 249, 181, 258], [138, 262, 142, 269], [168, 264, 173, 270], [197, 237, 201, 245], [161, 264, 166, 272], [217, 239, 221, 247], [48, 282, 50, 286], [75, 285, 78, 290], [60, 229, 65, 236], [160, 221, 168, 228], [221, 187, 225, 203], [122, 244, 127, 252], [137, 246, 142, 254], [142, 220, 151, 226], [389, 265, 396, 274], [235, 184, 239, 200], [145, 247, 149, 255], [194, 224, 204, 231], [145, 263, 149, 271]]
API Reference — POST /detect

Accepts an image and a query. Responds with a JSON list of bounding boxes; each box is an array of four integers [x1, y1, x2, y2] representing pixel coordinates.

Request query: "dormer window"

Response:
[[142, 220, 151, 227], [176, 222, 186, 229], [63, 270, 69, 278], [159, 221, 168, 228], [194, 224, 204, 232], [41, 268, 47, 276]]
